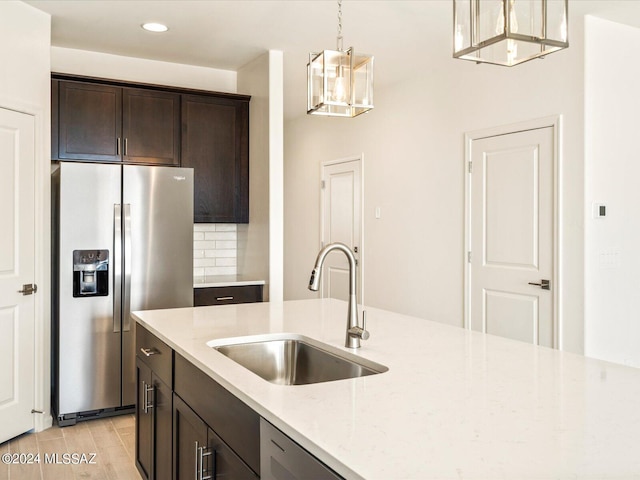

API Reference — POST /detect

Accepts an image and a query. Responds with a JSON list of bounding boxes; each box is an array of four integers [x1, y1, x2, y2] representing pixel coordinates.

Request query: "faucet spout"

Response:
[[308, 242, 369, 348]]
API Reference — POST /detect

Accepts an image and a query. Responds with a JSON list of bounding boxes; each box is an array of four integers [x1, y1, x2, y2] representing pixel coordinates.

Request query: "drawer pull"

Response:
[[140, 347, 160, 357], [216, 296, 234, 301]]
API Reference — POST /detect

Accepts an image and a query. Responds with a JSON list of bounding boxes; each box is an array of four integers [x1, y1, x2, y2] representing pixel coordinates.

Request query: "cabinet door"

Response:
[[173, 394, 208, 480], [123, 89, 180, 165], [182, 95, 249, 223], [208, 427, 259, 479], [154, 374, 172, 480], [260, 419, 343, 480], [136, 359, 153, 480], [174, 354, 261, 474], [58, 81, 122, 162]]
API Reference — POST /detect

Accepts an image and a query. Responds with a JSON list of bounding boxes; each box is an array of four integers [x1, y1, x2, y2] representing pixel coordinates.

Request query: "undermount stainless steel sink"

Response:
[[207, 334, 388, 385]]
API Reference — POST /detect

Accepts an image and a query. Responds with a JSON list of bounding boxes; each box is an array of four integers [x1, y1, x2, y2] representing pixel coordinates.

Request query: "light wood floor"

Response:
[[0, 414, 142, 480]]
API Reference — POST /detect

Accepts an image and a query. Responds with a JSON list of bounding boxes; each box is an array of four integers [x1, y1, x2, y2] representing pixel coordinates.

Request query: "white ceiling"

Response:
[[24, 0, 640, 120]]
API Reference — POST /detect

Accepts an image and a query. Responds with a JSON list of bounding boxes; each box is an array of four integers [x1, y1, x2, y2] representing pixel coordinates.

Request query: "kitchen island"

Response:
[[132, 299, 640, 479]]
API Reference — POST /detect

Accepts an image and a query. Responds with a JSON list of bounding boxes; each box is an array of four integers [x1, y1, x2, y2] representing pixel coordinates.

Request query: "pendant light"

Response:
[[307, 0, 374, 117], [453, 0, 568, 66]]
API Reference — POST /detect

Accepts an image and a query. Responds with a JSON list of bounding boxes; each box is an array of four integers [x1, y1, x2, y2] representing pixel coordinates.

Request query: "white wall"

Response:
[[0, 0, 51, 430], [284, 13, 586, 354], [237, 50, 284, 301], [51, 47, 236, 93], [584, 16, 640, 367]]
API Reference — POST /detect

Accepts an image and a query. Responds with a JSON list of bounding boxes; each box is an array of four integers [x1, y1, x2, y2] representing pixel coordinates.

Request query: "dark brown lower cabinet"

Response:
[[136, 359, 172, 480], [194, 285, 263, 306], [260, 419, 342, 480], [173, 394, 258, 480], [136, 324, 345, 480], [174, 353, 260, 475]]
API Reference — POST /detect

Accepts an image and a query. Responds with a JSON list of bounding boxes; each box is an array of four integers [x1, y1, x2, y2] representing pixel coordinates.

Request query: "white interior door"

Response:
[[321, 158, 363, 303], [468, 126, 555, 347], [0, 107, 36, 443]]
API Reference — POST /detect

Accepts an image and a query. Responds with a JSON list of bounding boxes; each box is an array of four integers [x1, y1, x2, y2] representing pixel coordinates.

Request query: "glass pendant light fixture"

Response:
[[307, 0, 374, 117], [453, 0, 568, 66]]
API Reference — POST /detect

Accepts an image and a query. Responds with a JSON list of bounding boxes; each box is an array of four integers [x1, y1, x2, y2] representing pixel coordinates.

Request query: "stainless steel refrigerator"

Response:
[[52, 162, 193, 426]]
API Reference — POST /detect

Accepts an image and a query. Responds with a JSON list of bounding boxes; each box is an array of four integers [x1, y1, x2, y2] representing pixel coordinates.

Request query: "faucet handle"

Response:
[[349, 310, 370, 341], [361, 310, 370, 340]]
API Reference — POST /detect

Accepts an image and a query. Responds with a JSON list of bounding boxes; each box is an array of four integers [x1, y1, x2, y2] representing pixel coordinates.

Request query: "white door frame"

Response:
[[464, 115, 562, 349], [0, 95, 51, 433], [320, 154, 365, 304]]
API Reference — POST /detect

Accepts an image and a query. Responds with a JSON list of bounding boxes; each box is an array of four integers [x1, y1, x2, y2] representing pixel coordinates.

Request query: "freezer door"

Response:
[[122, 165, 194, 405], [56, 162, 122, 415]]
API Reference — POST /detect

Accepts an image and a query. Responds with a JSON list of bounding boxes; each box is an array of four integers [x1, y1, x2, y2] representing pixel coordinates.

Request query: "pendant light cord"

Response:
[[336, 0, 343, 51]]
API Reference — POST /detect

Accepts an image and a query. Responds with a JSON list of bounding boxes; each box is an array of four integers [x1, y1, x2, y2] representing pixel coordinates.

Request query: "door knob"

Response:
[[528, 279, 550, 290]]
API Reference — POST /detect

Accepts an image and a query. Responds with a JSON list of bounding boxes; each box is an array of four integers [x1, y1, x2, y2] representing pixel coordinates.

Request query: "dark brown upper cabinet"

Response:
[[53, 79, 180, 165], [181, 95, 249, 223], [122, 88, 180, 165]]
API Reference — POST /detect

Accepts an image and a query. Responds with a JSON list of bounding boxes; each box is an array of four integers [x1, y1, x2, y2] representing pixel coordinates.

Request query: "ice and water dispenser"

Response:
[[72, 250, 109, 297]]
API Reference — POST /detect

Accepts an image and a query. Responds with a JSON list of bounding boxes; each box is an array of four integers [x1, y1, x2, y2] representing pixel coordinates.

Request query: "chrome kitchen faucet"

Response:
[[308, 242, 369, 348]]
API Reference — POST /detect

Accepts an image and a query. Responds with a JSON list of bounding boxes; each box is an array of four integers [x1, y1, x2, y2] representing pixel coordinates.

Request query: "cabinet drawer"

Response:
[[194, 285, 263, 306], [136, 324, 173, 386], [174, 353, 260, 475], [260, 419, 343, 480]]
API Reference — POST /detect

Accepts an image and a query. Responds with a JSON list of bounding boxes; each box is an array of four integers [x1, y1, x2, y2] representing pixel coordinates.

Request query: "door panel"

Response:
[[484, 146, 539, 268], [123, 88, 180, 165], [326, 267, 349, 302], [173, 394, 207, 480], [181, 95, 249, 223], [136, 359, 152, 479], [0, 107, 36, 443], [321, 159, 362, 302], [470, 127, 554, 347], [122, 165, 193, 405], [485, 290, 538, 344], [154, 375, 173, 480], [58, 82, 121, 161], [208, 426, 259, 479], [57, 162, 121, 415]]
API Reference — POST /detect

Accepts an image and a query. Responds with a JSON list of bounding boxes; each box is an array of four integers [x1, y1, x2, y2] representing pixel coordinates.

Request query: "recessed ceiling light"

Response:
[[142, 23, 168, 33]]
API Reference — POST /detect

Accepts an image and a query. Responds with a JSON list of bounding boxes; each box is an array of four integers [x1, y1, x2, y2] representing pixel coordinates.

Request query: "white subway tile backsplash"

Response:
[[204, 231, 236, 241], [193, 224, 238, 278], [215, 257, 237, 267], [194, 258, 216, 268], [215, 240, 236, 249], [204, 249, 236, 258], [194, 240, 217, 250], [196, 224, 218, 232], [193, 267, 205, 277], [204, 266, 237, 276], [215, 224, 237, 232]]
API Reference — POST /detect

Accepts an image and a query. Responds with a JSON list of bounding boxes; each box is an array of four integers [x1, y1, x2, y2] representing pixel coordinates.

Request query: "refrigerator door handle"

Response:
[[113, 204, 122, 333], [123, 203, 132, 332]]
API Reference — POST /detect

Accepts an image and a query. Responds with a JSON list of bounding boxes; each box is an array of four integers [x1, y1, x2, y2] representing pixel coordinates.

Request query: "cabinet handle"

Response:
[[117, 137, 121, 156], [124, 137, 128, 156], [140, 347, 160, 357], [142, 381, 155, 414], [216, 296, 234, 301], [195, 442, 213, 480]]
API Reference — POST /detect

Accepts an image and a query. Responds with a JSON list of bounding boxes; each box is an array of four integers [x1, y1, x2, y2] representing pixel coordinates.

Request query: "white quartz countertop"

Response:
[[132, 299, 640, 479], [193, 274, 265, 288]]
